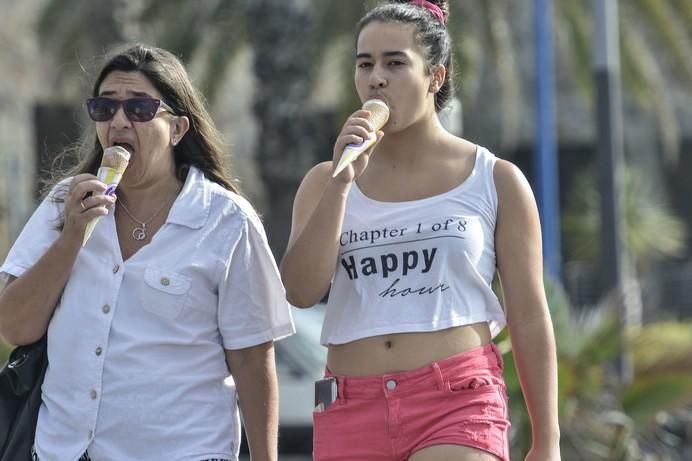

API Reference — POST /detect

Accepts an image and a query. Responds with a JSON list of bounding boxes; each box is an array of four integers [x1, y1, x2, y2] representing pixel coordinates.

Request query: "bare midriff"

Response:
[[326, 322, 493, 376]]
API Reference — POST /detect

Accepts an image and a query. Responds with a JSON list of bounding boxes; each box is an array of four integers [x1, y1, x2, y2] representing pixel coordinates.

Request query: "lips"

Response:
[[369, 94, 390, 106], [112, 141, 135, 155]]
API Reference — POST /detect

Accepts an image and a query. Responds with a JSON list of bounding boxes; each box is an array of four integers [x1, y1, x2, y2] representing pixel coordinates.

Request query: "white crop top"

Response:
[[321, 146, 506, 346]]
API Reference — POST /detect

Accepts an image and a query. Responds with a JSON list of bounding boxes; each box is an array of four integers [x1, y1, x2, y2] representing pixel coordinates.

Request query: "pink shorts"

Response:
[[313, 343, 510, 461]]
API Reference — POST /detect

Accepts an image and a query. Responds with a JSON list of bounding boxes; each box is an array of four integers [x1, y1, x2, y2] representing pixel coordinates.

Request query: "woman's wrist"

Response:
[[326, 175, 353, 197], [532, 425, 561, 449], [56, 230, 84, 255]]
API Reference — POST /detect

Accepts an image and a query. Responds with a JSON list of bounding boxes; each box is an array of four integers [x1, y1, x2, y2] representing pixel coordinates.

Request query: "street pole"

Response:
[[593, 0, 633, 386], [534, 0, 561, 280]]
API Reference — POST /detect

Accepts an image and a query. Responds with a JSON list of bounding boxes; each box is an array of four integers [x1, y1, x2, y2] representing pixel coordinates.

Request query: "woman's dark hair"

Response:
[[47, 44, 238, 199], [356, 0, 453, 112]]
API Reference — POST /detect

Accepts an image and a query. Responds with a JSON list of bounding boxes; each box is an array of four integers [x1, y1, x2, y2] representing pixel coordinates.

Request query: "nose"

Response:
[[109, 105, 132, 129], [368, 67, 387, 89]]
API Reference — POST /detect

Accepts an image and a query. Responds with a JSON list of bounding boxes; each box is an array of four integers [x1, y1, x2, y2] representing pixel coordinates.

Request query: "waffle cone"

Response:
[[101, 146, 131, 173], [82, 146, 131, 247], [332, 100, 389, 177], [363, 99, 390, 131]]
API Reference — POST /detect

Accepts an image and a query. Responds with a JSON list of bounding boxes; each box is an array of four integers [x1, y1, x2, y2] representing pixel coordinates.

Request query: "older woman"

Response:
[[0, 45, 293, 461]]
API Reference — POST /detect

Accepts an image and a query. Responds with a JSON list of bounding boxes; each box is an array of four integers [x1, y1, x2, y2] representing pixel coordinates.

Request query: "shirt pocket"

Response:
[[140, 267, 191, 319]]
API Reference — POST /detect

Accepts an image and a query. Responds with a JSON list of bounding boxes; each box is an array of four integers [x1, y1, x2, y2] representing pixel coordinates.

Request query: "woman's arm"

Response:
[[0, 174, 113, 345], [281, 110, 381, 307], [494, 160, 561, 460], [226, 342, 279, 461], [280, 162, 351, 307]]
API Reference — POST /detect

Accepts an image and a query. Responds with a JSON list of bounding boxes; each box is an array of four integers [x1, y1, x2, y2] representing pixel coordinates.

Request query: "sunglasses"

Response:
[[86, 97, 175, 122]]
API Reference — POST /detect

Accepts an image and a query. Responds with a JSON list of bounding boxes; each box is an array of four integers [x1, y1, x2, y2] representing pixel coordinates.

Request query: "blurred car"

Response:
[[239, 304, 326, 454]]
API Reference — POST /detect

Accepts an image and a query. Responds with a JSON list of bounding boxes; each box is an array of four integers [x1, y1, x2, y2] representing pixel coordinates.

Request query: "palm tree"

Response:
[[244, 0, 318, 256], [35, 0, 692, 253], [500, 278, 692, 459], [38, 0, 692, 152], [563, 166, 687, 267]]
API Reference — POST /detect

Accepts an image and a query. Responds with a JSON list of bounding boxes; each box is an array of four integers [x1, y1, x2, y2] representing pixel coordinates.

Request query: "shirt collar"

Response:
[[166, 165, 211, 229]]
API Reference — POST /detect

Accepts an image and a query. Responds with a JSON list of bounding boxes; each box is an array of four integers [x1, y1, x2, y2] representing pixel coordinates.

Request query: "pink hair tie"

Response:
[[409, 0, 446, 24]]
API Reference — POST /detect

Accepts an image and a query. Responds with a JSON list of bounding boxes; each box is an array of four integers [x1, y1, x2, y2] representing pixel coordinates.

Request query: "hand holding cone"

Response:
[[333, 99, 389, 177], [82, 146, 130, 246]]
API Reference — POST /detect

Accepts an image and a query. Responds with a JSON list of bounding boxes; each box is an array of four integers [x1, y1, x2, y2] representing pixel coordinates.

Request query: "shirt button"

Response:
[[95, 347, 103, 356], [386, 379, 397, 391], [112, 264, 120, 274], [90, 390, 98, 400], [88, 430, 93, 439], [102, 304, 111, 314], [160, 277, 170, 286]]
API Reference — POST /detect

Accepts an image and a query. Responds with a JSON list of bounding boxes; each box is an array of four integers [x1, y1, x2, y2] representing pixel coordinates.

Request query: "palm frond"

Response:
[[311, 0, 371, 68], [554, 0, 593, 101], [622, 373, 692, 425], [639, 0, 692, 81], [674, 0, 692, 37], [448, 1, 485, 107], [39, 0, 122, 68], [622, 3, 683, 165], [628, 322, 692, 374], [483, 0, 521, 151], [562, 166, 687, 265], [197, 1, 249, 100]]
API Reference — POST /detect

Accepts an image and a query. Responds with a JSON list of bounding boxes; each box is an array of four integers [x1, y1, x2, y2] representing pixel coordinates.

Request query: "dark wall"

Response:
[[33, 103, 81, 197]]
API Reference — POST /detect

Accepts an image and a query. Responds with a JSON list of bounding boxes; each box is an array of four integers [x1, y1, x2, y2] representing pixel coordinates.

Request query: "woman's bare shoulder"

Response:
[[297, 161, 334, 195], [493, 158, 533, 202]]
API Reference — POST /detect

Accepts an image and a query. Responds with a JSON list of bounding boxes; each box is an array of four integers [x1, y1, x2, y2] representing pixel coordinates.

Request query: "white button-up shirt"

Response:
[[1, 166, 294, 461]]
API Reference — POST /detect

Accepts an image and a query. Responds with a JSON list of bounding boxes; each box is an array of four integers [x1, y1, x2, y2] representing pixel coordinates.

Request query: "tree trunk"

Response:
[[247, 0, 316, 260]]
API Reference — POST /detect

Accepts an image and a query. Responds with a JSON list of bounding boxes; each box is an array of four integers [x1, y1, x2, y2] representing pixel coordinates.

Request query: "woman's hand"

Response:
[[332, 109, 384, 183], [61, 174, 115, 244]]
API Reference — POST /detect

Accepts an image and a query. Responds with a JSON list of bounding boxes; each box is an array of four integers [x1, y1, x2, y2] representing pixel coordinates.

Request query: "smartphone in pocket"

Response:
[[314, 377, 338, 412]]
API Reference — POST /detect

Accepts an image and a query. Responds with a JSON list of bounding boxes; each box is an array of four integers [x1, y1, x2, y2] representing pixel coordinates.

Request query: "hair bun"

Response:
[[426, 0, 449, 19], [394, 0, 449, 23]]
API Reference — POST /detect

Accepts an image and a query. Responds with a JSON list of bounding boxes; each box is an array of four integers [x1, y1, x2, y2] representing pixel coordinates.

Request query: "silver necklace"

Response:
[[118, 189, 179, 241]]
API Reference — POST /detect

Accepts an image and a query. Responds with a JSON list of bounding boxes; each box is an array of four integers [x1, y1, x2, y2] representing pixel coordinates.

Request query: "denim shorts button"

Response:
[[386, 379, 397, 390]]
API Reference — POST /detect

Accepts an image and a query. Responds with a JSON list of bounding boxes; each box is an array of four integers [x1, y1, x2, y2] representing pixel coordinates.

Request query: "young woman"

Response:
[[281, 1, 560, 460]]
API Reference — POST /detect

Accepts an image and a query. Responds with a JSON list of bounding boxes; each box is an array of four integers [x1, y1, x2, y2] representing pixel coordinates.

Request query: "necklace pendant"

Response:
[[132, 226, 147, 241]]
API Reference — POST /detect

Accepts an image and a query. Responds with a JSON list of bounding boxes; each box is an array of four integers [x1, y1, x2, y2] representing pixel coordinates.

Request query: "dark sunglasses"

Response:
[[86, 97, 175, 122]]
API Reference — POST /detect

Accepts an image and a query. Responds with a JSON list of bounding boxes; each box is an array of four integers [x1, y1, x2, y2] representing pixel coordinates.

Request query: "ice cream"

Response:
[[333, 99, 390, 177], [82, 146, 130, 246]]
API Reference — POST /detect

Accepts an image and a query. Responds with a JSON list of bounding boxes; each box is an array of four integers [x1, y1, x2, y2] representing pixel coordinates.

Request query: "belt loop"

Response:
[[432, 362, 445, 390], [337, 376, 347, 403], [492, 343, 504, 370]]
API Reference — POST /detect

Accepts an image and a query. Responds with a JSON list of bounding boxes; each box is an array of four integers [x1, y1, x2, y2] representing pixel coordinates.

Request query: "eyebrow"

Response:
[[356, 51, 409, 59], [98, 90, 155, 98]]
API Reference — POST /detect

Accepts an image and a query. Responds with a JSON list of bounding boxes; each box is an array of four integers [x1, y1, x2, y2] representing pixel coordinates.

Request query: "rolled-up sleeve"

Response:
[[217, 211, 294, 350], [0, 184, 65, 280]]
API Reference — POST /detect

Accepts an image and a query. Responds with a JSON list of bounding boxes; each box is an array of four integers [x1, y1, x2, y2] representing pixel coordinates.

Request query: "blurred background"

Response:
[[1, 0, 692, 459]]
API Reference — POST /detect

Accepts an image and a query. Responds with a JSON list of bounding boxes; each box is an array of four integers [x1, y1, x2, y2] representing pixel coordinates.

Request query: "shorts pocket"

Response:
[[140, 267, 191, 318], [448, 375, 502, 393], [445, 373, 509, 422]]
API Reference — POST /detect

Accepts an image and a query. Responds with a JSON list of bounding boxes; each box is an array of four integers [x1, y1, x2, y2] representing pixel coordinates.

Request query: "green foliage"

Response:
[[555, 0, 593, 101], [138, 0, 247, 100], [623, 322, 692, 425], [562, 166, 687, 266], [623, 374, 692, 425], [502, 277, 692, 458], [37, 0, 247, 100], [36, 0, 692, 162]]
